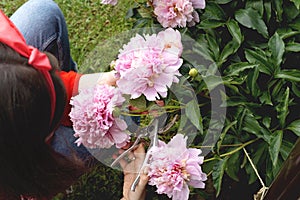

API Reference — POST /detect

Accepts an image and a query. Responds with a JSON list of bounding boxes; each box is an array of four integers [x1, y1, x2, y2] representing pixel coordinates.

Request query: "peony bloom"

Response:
[[101, 0, 118, 6], [153, 0, 194, 28], [69, 84, 130, 149], [115, 28, 183, 101], [152, 0, 205, 28], [148, 134, 207, 200], [190, 0, 206, 9]]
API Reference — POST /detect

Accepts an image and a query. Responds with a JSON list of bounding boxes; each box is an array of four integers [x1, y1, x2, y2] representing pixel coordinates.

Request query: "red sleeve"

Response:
[[58, 71, 82, 127]]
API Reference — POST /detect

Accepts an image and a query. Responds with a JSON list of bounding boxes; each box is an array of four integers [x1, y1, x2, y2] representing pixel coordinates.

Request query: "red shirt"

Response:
[[58, 71, 82, 127]]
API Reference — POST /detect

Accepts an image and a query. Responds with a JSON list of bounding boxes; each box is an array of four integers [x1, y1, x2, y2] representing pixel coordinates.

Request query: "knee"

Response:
[[11, 0, 64, 26]]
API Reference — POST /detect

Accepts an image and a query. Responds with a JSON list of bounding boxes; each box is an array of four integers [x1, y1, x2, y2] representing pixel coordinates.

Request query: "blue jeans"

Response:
[[10, 0, 76, 72], [10, 0, 90, 161]]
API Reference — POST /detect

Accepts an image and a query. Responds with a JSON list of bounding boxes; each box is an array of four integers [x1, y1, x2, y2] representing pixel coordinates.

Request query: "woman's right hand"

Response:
[[119, 144, 149, 200]]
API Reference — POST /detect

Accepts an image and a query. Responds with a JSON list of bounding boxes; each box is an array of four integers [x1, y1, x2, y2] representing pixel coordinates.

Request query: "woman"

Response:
[[0, 0, 147, 199]]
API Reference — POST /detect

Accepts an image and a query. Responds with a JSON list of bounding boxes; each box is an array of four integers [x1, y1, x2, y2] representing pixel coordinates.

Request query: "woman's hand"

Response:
[[78, 70, 118, 92], [97, 70, 118, 86], [118, 143, 149, 200]]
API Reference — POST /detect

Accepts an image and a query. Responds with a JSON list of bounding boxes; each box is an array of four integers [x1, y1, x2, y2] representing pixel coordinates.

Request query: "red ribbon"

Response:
[[0, 10, 56, 124]]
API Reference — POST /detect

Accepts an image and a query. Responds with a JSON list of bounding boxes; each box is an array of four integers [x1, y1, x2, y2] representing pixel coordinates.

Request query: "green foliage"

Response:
[[127, 0, 300, 198]]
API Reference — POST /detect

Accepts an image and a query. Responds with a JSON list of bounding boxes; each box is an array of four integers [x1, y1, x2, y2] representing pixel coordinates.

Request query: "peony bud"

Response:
[[189, 68, 198, 77]]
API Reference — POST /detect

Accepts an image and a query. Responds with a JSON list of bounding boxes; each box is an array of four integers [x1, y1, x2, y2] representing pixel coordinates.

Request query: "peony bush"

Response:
[[96, 0, 300, 199]]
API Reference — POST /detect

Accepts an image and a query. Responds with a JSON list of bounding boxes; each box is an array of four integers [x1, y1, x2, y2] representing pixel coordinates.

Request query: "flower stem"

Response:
[[203, 138, 259, 163]]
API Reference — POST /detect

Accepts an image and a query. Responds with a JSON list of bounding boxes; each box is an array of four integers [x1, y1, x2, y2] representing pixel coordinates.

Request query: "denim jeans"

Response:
[[10, 0, 76, 72], [10, 0, 90, 161]]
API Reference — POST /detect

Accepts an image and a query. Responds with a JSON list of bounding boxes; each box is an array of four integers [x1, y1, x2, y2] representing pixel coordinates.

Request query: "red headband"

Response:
[[0, 10, 56, 124]]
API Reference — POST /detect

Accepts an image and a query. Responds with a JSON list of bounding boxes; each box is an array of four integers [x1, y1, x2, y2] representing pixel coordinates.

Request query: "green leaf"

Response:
[[194, 35, 214, 61], [265, 156, 275, 185], [133, 18, 152, 28], [291, 0, 300, 9], [216, 120, 237, 154], [277, 28, 300, 39], [269, 130, 283, 166], [286, 119, 300, 136], [262, 117, 272, 128], [271, 80, 285, 98], [227, 20, 243, 44], [235, 8, 268, 38], [275, 69, 300, 82], [225, 97, 261, 107], [290, 17, 300, 31], [275, 87, 290, 128], [264, 1, 272, 22], [268, 32, 285, 68], [244, 142, 268, 184], [129, 95, 147, 110], [125, 8, 134, 19], [292, 82, 300, 97], [245, 49, 273, 75], [198, 19, 226, 29], [286, 42, 300, 52], [224, 62, 257, 76], [212, 158, 228, 196], [243, 112, 271, 143], [284, 2, 300, 21], [273, 0, 283, 21], [225, 151, 240, 181], [219, 40, 240, 63], [137, 7, 152, 18], [259, 91, 273, 105], [202, 75, 225, 91], [246, 67, 260, 98], [206, 33, 220, 61], [246, 0, 264, 16], [212, 0, 232, 4], [202, 2, 227, 21], [280, 140, 294, 160], [185, 100, 203, 132]]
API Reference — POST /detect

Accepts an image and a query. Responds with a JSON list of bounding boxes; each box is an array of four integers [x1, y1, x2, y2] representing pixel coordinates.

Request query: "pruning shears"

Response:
[[110, 114, 168, 191]]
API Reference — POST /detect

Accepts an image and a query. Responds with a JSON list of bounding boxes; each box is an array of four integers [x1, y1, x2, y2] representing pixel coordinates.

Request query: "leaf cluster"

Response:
[[128, 0, 300, 198]]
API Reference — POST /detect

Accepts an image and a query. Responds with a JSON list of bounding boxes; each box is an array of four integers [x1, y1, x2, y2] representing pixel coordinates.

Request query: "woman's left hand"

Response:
[[97, 70, 118, 86]]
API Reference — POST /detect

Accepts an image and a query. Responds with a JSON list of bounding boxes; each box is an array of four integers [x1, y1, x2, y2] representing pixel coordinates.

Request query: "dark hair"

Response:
[[0, 43, 85, 199]]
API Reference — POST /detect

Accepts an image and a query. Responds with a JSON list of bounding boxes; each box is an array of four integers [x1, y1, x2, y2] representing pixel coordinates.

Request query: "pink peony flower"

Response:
[[152, 0, 192, 28], [115, 28, 183, 101], [152, 0, 205, 28], [148, 134, 207, 200], [69, 84, 130, 149], [101, 0, 118, 6]]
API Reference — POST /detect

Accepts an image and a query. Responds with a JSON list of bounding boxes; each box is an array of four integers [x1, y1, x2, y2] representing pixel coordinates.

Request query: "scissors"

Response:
[[130, 117, 159, 191], [110, 117, 160, 168], [110, 114, 167, 191]]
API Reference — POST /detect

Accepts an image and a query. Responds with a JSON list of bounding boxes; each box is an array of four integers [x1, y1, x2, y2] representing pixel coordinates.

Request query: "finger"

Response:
[[121, 142, 132, 150], [127, 152, 136, 161], [139, 166, 149, 186], [133, 143, 145, 160], [119, 157, 127, 170]]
